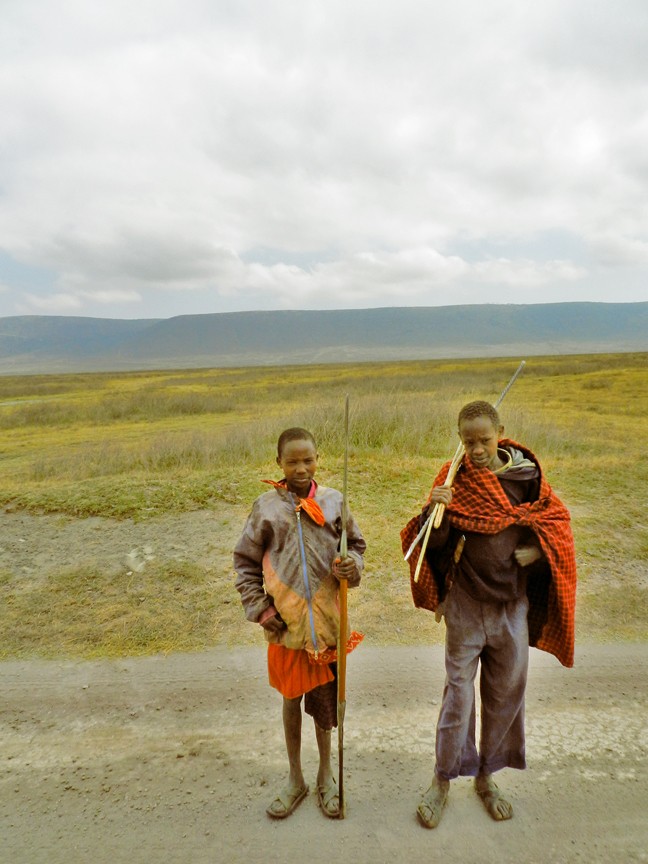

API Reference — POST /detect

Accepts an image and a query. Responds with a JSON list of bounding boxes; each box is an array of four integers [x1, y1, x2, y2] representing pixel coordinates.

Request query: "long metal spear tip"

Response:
[[340, 394, 349, 559], [405, 360, 527, 571]]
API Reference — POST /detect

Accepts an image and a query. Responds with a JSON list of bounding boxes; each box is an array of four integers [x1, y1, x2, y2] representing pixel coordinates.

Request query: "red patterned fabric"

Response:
[[401, 439, 577, 667], [307, 630, 365, 665]]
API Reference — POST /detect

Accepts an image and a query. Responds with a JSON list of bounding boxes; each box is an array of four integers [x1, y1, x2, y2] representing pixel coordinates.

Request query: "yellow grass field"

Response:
[[0, 352, 646, 658]]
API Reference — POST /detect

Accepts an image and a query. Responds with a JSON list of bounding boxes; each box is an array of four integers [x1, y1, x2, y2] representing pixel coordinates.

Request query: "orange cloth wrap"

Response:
[[267, 633, 364, 698], [268, 644, 334, 698]]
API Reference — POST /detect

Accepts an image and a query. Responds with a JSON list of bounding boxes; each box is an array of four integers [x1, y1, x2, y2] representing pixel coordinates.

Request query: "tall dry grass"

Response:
[[1, 352, 646, 657]]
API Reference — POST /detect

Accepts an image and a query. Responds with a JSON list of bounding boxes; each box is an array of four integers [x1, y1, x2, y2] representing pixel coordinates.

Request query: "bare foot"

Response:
[[474, 774, 513, 821], [416, 776, 449, 829]]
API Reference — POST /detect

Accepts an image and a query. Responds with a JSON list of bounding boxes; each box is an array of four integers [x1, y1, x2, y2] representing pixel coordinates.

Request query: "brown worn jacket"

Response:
[[234, 483, 365, 655]]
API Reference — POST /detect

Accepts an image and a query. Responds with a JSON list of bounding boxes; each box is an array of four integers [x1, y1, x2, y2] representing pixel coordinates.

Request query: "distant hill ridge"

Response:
[[1, 302, 646, 373]]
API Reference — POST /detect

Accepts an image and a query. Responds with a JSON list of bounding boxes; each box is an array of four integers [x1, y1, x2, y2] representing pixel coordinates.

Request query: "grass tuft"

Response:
[[0, 560, 258, 659]]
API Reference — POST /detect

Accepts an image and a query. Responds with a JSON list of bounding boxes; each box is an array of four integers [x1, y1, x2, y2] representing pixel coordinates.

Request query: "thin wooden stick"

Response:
[[404, 439, 463, 562], [409, 360, 526, 580], [337, 394, 349, 818], [432, 360, 526, 527], [413, 444, 463, 581], [432, 445, 465, 528]]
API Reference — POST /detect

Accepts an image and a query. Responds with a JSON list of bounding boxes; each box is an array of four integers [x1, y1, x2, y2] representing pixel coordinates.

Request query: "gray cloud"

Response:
[[0, 0, 646, 318]]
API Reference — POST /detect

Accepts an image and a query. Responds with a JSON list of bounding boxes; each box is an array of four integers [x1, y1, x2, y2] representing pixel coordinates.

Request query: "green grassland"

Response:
[[1, 352, 646, 658]]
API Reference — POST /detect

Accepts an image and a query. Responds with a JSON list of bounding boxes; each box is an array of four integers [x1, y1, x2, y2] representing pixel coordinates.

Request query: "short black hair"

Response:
[[458, 400, 500, 428], [277, 427, 317, 458]]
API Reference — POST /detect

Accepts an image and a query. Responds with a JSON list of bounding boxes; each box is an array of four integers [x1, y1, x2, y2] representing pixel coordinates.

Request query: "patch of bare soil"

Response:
[[0, 508, 240, 579]]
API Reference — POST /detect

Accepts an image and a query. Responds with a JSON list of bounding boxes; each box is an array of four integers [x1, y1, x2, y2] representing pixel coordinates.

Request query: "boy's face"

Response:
[[459, 415, 504, 471], [277, 438, 318, 496]]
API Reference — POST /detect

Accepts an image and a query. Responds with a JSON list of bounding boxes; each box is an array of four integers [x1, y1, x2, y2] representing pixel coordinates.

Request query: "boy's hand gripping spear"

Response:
[[337, 394, 350, 819], [405, 360, 526, 582]]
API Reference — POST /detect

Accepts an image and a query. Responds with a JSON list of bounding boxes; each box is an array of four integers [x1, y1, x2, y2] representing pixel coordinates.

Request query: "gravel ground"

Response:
[[1, 643, 647, 864]]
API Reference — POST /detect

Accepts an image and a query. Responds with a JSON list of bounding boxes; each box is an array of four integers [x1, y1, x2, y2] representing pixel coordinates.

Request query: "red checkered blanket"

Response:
[[401, 439, 577, 667]]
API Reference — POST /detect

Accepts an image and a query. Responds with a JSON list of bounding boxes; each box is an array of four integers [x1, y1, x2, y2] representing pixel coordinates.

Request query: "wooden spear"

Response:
[[337, 394, 350, 818], [406, 360, 527, 581]]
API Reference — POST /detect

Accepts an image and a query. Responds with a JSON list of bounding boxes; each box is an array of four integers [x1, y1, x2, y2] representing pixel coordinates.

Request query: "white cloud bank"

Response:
[[0, 0, 646, 318]]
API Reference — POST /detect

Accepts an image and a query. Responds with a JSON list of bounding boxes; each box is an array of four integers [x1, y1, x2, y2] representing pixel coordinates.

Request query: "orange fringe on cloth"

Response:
[[268, 633, 364, 699], [307, 631, 364, 665]]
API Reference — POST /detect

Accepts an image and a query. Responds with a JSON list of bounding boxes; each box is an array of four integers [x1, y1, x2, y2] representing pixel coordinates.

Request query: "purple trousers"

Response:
[[435, 581, 529, 780]]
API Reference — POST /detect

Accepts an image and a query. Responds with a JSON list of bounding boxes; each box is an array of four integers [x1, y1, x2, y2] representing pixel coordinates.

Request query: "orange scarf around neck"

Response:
[[261, 479, 326, 526]]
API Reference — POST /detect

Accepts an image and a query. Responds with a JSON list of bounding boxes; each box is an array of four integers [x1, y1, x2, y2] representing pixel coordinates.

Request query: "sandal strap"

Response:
[[319, 781, 338, 807], [272, 785, 307, 811]]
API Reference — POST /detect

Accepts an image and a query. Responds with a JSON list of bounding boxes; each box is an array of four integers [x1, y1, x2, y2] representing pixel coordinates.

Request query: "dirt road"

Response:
[[1, 643, 647, 864]]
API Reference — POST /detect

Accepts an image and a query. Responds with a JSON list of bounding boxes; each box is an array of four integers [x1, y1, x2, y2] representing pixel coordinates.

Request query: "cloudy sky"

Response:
[[1, 0, 647, 320]]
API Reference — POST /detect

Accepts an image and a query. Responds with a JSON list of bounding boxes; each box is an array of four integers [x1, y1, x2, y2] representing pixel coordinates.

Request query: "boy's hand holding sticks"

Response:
[[411, 442, 464, 582], [428, 484, 454, 508], [333, 556, 357, 581]]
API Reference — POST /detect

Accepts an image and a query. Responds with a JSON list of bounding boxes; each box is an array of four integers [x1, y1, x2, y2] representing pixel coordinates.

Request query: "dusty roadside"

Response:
[[1, 643, 647, 864]]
